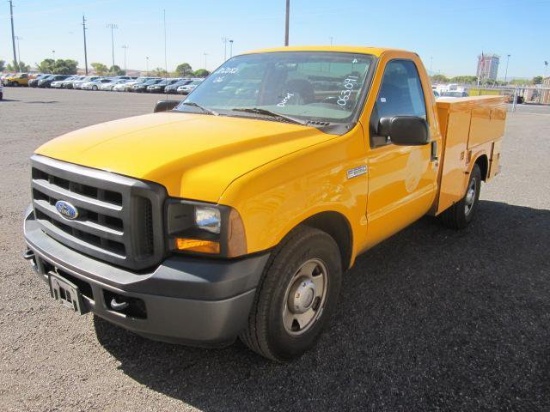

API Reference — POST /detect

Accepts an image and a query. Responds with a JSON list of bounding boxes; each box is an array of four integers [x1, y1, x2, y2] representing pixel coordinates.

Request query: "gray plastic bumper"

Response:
[[23, 208, 269, 346]]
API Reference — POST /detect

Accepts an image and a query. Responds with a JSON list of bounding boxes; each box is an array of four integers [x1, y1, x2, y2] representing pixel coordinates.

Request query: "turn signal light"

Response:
[[175, 238, 220, 254]]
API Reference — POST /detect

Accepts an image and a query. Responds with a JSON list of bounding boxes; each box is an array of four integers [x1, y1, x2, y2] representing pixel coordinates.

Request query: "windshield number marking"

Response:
[[217, 67, 239, 75], [337, 76, 358, 107], [277, 92, 295, 107]]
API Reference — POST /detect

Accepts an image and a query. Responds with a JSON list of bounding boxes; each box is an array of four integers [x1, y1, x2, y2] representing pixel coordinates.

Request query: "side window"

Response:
[[370, 60, 427, 148]]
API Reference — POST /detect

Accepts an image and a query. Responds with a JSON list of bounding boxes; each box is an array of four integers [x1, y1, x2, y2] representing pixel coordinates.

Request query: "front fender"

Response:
[[219, 125, 369, 258]]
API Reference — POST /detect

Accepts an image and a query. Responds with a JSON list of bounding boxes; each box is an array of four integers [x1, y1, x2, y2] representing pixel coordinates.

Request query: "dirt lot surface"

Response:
[[1, 88, 549, 411]]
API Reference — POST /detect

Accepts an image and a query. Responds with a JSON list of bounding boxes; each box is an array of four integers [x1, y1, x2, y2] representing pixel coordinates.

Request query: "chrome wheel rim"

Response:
[[282, 258, 328, 336], [465, 177, 477, 216]]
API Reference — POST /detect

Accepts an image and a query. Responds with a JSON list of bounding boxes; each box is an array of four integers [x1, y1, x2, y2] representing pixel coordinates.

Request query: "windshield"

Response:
[[176, 51, 375, 129]]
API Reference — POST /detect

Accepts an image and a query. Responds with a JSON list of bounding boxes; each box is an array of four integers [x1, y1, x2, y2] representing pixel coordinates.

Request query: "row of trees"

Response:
[[0, 60, 30, 72], [430, 73, 544, 86], [0, 59, 210, 78]]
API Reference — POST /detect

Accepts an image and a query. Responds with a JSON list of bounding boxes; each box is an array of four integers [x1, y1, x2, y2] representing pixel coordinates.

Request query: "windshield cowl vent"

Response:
[[307, 120, 331, 127]]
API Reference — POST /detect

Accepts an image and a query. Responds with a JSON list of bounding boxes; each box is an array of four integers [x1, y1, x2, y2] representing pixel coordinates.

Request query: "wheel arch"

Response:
[[474, 154, 489, 182], [301, 211, 353, 271]]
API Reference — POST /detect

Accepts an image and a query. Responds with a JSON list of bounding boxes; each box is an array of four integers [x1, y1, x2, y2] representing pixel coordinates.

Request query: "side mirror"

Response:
[[378, 116, 430, 146], [154, 100, 181, 113]]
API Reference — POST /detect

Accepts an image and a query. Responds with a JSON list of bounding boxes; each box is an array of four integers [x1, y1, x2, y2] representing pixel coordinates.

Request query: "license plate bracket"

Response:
[[48, 272, 87, 315]]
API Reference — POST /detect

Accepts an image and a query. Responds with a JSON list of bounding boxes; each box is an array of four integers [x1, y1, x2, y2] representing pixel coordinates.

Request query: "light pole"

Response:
[[82, 15, 89, 75], [163, 9, 168, 78], [204, 53, 208, 70], [9, 0, 18, 71], [52, 50, 55, 60], [222, 37, 228, 61], [285, 0, 290, 46], [14, 36, 22, 64], [504, 54, 511, 83], [229, 40, 234, 58], [106, 23, 118, 68], [122, 45, 129, 72], [146, 57, 149, 76]]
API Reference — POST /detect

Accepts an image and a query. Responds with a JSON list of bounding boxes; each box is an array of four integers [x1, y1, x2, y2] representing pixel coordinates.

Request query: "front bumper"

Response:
[[24, 209, 269, 347]]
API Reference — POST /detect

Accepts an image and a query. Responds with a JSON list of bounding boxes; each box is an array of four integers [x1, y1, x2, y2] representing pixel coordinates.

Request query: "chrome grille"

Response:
[[30, 155, 166, 271]]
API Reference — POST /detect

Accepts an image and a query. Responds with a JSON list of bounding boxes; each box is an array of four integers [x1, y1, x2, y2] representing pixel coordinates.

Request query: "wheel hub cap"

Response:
[[288, 278, 316, 314]]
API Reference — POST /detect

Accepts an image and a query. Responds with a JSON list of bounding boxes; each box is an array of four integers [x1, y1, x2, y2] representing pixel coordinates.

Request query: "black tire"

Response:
[[441, 164, 482, 229], [240, 226, 342, 362]]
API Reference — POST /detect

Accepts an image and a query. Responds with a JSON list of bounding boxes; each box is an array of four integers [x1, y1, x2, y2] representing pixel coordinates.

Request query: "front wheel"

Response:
[[441, 164, 482, 229], [240, 226, 342, 362]]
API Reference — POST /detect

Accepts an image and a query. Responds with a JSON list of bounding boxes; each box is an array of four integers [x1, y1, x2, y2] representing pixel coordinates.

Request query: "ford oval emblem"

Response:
[[55, 200, 79, 220]]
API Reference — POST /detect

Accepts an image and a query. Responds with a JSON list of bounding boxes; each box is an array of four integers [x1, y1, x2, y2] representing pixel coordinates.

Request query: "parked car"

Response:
[[176, 79, 203, 94], [110, 75, 135, 81], [28, 74, 47, 87], [61, 75, 86, 89], [81, 78, 114, 91], [51, 75, 80, 89], [35, 75, 55, 87], [5, 73, 30, 87], [112, 82, 132, 92], [146, 78, 181, 93], [164, 78, 193, 94], [99, 79, 130, 91], [440, 91, 469, 98], [124, 77, 161, 92], [71, 76, 100, 90], [0, 82, 3, 100], [132, 78, 163, 93], [38, 75, 70, 88], [1, 73, 14, 85]]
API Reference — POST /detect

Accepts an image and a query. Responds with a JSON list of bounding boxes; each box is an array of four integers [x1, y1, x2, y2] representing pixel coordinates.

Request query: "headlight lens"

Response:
[[195, 206, 221, 234], [166, 199, 246, 257]]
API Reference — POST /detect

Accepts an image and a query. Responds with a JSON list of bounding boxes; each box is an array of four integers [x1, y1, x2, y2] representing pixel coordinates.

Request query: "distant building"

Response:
[[477, 53, 500, 82]]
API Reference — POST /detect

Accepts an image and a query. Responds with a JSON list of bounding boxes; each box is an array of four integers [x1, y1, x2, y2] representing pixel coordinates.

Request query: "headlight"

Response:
[[166, 199, 246, 257]]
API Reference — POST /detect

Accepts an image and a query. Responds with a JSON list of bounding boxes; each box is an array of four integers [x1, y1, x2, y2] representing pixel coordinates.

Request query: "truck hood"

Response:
[[36, 112, 331, 201]]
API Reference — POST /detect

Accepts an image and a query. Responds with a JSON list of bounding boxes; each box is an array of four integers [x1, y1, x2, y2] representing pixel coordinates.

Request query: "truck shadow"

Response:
[[94, 200, 550, 411]]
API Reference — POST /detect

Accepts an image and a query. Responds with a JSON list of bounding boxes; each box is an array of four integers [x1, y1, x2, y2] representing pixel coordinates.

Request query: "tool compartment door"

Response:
[[435, 96, 506, 215]]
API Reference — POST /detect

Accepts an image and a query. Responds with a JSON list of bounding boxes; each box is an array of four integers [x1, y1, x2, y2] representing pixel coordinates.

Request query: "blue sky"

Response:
[[1, 0, 549, 79]]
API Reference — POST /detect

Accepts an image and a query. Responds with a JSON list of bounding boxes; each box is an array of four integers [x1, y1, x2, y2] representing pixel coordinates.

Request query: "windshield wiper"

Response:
[[180, 101, 219, 116], [232, 107, 306, 125]]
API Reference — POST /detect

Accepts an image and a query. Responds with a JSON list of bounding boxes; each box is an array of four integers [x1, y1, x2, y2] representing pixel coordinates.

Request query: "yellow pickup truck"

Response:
[[23, 46, 506, 361]]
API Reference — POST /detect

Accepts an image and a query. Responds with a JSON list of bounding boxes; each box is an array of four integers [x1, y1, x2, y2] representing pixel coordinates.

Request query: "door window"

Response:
[[370, 60, 427, 147]]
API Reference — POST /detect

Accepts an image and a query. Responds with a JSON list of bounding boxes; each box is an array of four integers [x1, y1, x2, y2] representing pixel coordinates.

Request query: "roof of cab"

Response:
[[241, 45, 408, 58]]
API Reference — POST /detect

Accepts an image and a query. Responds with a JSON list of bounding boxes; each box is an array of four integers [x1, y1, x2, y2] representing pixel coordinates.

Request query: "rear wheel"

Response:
[[240, 226, 342, 362], [441, 164, 482, 229]]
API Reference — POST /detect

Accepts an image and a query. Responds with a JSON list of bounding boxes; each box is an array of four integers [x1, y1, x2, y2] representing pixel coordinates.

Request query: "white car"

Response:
[[81, 78, 113, 91], [51, 75, 79, 89], [99, 79, 129, 91], [176, 79, 203, 95], [72, 76, 101, 90], [113, 77, 158, 92]]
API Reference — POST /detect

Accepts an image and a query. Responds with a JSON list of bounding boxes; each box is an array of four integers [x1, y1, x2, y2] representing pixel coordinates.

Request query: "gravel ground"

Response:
[[1, 88, 549, 411]]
